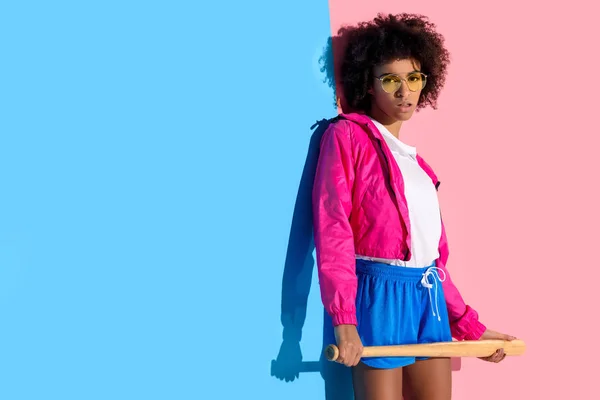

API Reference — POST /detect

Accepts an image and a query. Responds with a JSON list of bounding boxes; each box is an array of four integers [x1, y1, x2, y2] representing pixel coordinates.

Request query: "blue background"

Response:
[[0, 1, 349, 399]]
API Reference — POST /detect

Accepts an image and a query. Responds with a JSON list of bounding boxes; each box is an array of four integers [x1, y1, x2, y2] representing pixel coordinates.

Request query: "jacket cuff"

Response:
[[450, 305, 487, 340], [331, 311, 357, 326], [462, 319, 487, 340]]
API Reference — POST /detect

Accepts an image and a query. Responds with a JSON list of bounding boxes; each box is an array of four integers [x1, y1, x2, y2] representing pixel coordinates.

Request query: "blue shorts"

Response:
[[323, 259, 453, 369]]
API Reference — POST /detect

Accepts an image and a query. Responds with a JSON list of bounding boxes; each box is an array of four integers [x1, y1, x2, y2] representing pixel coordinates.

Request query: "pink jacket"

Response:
[[312, 112, 486, 341]]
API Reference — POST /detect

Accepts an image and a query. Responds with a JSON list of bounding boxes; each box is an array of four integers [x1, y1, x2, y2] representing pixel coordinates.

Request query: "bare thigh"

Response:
[[352, 361, 404, 400], [402, 358, 452, 400]]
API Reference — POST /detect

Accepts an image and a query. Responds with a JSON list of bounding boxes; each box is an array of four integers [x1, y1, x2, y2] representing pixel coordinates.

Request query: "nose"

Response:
[[395, 79, 411, 98]]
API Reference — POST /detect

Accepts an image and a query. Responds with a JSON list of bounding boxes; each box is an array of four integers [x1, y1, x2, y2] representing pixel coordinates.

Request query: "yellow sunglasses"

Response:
[[376, 72, 428, 93]]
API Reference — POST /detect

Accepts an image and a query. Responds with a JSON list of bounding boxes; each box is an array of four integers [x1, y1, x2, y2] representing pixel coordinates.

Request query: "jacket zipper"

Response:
[[372, 135, 412, 260]]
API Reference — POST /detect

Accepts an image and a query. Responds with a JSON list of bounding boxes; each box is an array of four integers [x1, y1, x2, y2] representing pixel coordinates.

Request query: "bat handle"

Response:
[[325, 344, 340, 362]]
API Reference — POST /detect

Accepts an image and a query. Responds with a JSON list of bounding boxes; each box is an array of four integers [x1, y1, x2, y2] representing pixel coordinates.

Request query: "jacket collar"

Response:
[[337, 112, 439, 186], [338, 112, 385, 141]]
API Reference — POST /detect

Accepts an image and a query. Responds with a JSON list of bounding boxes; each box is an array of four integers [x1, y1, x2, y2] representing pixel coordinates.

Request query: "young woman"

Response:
[[313, 13, 515, 399]]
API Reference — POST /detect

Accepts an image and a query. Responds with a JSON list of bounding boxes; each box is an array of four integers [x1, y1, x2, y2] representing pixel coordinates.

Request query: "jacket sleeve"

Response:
[[312, 121, 358, 327]]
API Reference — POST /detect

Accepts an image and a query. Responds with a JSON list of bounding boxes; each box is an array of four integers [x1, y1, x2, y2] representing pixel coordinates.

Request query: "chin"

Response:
[[394, 111, 415, 121]]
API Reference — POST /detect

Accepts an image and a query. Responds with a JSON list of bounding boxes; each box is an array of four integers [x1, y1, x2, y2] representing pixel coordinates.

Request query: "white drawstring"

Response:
[[420, 266, 447, 322]]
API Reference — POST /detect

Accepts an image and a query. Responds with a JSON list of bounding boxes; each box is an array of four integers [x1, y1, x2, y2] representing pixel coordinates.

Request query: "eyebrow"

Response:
[[376, 70, 421, 78]]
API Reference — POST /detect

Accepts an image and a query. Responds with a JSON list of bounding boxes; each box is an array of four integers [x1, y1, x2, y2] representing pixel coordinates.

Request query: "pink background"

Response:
[[327, 0, 600, 398]]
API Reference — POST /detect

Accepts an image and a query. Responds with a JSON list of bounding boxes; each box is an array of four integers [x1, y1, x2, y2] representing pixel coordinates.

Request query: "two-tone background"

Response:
[[1, 1, 597, 399]]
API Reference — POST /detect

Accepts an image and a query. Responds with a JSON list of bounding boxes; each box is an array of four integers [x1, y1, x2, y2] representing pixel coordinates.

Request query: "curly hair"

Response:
[[338, 13, 450, 113]]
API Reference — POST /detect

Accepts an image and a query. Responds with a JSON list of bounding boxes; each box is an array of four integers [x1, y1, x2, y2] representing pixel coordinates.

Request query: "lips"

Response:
[[397, 103, 413, 112]]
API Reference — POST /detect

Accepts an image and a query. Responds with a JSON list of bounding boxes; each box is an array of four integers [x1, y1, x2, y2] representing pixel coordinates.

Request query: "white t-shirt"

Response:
[[355, 118, 442, 268]]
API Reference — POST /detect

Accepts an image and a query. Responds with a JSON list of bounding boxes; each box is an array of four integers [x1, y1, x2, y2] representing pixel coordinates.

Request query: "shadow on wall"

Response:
[[270, 31, 461, 400], [269, 115, 354, 400], [268, 32, 358, 399]]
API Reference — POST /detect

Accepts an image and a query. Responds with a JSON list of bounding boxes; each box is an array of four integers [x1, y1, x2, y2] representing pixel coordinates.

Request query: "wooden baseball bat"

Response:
[[325, 339, 526, 362]]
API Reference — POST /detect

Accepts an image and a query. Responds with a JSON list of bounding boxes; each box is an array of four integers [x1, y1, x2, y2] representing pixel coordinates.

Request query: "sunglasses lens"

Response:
[[380, 75, 401, 93], [407, 73, 426, 91]]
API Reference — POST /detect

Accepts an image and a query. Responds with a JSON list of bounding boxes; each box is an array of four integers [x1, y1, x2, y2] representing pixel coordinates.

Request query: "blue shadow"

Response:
[[270, 116, 354, 400]]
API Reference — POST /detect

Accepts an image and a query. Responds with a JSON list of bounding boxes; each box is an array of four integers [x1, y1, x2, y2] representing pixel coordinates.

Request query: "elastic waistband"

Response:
[[356, 259, 436, 281]]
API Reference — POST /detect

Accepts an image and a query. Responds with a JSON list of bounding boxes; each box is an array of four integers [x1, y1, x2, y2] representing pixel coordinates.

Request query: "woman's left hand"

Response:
[[478, 329, 517, 363]]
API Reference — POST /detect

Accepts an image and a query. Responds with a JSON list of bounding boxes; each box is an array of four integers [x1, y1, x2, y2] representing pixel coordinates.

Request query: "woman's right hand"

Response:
[[333, 324, 364, 367]]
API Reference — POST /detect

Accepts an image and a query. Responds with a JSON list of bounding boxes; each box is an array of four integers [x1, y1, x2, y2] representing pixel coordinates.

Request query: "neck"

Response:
[[368, 104, 402, 138]]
